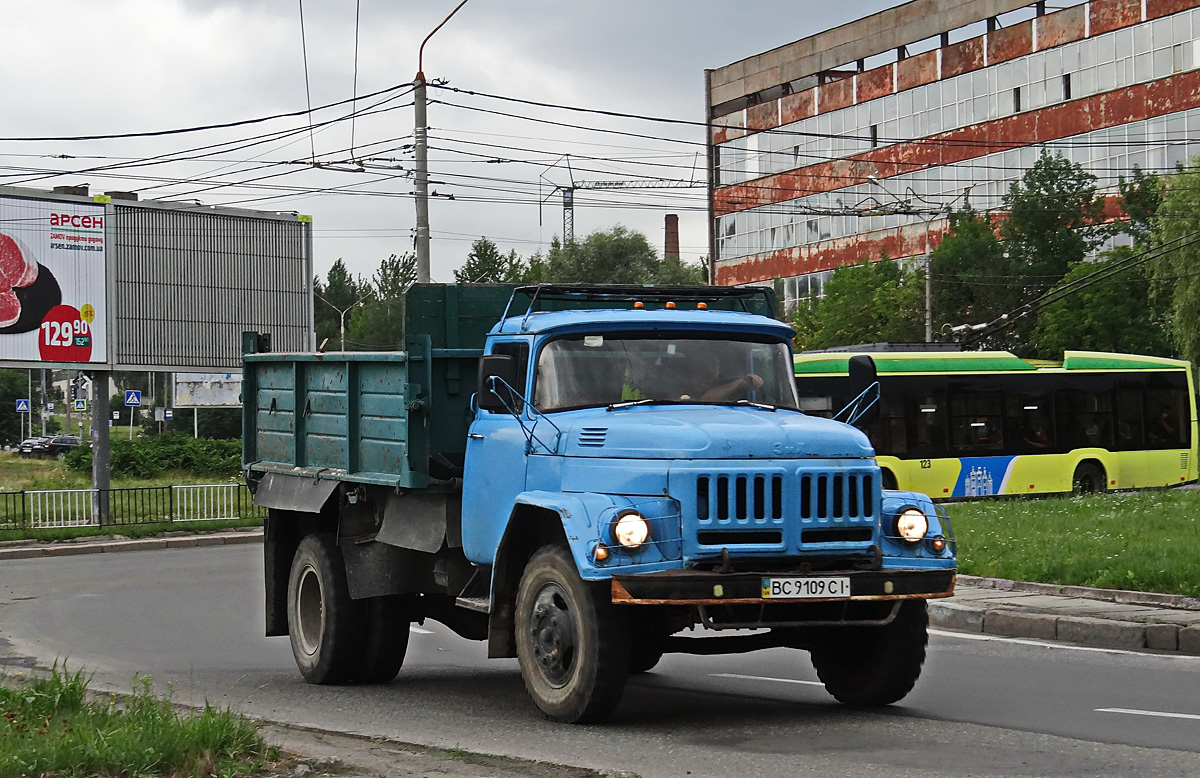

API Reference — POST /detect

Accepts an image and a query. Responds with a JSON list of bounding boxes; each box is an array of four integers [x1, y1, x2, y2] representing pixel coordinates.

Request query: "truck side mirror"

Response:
[[478, 354, 519, 413], [847, 355, 880, 427]]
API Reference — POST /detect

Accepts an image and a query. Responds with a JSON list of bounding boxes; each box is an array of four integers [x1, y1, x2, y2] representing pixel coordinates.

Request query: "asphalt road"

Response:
[[2, 546, 1199, 778]]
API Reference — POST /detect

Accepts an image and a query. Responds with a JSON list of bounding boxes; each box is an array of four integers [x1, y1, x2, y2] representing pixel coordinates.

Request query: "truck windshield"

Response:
[[533, 334, 799, 412]]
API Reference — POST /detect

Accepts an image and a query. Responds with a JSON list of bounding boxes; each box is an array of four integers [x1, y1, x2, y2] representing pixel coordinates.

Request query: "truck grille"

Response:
[[683, 465, 879, 554], [696, 474, 783, 521]]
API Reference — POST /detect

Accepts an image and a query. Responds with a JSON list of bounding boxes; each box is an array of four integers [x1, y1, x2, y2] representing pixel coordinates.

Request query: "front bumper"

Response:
[[611, 567, 956, 605]]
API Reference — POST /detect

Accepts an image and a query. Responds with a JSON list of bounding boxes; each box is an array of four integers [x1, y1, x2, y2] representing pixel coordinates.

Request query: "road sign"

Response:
[[124, 390, 141, 407], [15, 399, 29, 413], [112, 410, 120, 420], [74, 399, 87, 412], [46, 402, 54, 413], [165, 408, 174, 420]]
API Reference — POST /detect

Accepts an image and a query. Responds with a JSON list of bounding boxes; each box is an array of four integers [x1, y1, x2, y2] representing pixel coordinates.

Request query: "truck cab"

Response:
[[244, 284, 955, 724]]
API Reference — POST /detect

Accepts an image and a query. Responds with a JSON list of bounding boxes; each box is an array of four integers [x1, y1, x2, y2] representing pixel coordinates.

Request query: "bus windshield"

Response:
[[534, 334, 799, 412]]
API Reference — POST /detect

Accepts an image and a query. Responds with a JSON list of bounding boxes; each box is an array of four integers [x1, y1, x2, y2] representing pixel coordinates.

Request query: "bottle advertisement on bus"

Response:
[[0, 194, 107, 365]]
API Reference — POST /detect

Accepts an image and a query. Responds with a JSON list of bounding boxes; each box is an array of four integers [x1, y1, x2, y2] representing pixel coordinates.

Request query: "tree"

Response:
[[1000, 149, 1107, 296], [514, 226, 706, 285], [793, 254, 923, 349], [929, 207, 1021, 348], [1029, 246, 1172, 357], [0, 369, 26, 445], [1151, 159, 1200, 367], [1117, 165, 1165, 245], [346, 253, 417, 351], [455, 238, 520, 283]]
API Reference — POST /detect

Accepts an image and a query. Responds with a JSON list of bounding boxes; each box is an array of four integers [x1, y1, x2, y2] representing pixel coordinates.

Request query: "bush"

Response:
[[64, 434, 241, 479]]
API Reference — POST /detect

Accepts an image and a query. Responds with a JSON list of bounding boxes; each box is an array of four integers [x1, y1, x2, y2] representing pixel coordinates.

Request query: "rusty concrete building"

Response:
[[706, 0, 1200, 306]]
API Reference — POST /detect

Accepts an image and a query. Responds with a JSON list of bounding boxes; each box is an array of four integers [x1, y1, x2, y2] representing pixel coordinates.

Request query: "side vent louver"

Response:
[[578, 427, 608, 447]]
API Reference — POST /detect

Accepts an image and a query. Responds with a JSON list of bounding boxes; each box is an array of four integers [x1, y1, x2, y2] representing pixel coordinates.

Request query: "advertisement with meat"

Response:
[[0, 195, 107, 364]]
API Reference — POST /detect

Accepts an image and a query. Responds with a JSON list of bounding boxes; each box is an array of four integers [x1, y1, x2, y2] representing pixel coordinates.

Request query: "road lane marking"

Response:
[[929, 628, 1200, 660], [710, 672, 824, 687], [1096, 707, 1200, 721], [409, 626, 434, 635]]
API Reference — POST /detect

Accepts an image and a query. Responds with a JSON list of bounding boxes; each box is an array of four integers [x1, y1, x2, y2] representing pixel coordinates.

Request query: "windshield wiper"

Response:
[[606, 398, 690, 411], [734, 399, 779, 411]]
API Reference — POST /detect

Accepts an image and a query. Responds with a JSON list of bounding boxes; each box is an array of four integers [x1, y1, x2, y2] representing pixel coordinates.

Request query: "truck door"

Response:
[[462, 339, 531, 564]]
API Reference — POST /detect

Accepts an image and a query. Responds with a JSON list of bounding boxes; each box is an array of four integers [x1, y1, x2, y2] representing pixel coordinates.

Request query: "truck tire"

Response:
[[514, 546, 630, 723], [287, 533, 365, 684], [354, 595, 411, 684], [808, 600, 928, 706]]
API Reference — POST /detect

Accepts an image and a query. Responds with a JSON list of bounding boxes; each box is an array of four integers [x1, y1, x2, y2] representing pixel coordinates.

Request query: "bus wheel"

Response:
[[515, 546, 630, 723], [1072, 462, 1105, 494], [287, 533, 365, 684], [809, 600, 928, 706]]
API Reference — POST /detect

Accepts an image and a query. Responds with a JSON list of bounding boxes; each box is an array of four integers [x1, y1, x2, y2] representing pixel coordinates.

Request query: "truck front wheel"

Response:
[[808, 600, 928, 706], [287, 533, 365, 684], [514, 546, 630, 723]]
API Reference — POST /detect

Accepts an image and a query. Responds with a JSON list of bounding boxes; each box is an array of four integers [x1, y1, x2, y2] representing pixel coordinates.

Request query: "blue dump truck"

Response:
[[243, 284, 956, 723]]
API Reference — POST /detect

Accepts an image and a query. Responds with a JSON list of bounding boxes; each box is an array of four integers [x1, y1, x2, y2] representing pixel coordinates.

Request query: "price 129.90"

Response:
[[36, 304, 95, 362], [40, 318, 89, 347]]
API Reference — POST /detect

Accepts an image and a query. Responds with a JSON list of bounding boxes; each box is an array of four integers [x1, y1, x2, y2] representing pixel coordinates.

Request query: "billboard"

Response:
[[173, 372, 242, 407], [0, 195, 107, 364]]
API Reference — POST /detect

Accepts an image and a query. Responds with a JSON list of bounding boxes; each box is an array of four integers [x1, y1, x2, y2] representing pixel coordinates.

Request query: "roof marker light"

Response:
[[698, 302, 708, 310], [666, 301, 676, 309], [634, 301, 644, 309]]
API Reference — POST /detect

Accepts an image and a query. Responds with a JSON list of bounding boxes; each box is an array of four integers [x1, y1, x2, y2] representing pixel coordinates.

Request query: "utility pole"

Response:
[[413, 74, 430, 282], [413, 0, 471, 283]]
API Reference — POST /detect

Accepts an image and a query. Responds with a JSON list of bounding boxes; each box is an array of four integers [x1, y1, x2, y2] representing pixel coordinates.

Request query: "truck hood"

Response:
[[555, 405, 873, 459]]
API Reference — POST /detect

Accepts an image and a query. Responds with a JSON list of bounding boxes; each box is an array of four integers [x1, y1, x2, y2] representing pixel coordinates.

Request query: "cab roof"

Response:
[[490, 308, 795, 339]]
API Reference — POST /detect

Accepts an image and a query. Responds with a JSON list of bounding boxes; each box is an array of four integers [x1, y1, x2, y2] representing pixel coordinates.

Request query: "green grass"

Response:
[[0, 452, 231, 492], [0, 518, 262, 544], [949, 489, 1200, 598], [0, 664, 272, 778]]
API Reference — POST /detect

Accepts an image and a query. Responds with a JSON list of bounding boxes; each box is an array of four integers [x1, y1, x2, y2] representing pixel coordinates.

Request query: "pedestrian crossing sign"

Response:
[[74, 399, 87, 412], [15, 399, 29, 413]]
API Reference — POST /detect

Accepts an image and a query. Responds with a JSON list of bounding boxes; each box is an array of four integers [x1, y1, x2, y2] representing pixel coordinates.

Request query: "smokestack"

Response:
[[664, 213, 680, 259]]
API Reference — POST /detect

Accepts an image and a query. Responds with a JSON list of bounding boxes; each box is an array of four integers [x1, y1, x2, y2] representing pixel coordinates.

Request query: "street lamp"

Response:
[[412, 0, 472, 284], [315, 292, 372, 351]]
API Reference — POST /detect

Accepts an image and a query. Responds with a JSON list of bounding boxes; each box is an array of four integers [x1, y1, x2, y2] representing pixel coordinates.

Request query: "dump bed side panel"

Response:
[[244, 353, 417, 487]]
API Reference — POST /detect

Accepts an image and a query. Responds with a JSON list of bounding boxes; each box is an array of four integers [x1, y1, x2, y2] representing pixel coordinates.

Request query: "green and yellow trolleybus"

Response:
[[794, 349, 1198, 499]]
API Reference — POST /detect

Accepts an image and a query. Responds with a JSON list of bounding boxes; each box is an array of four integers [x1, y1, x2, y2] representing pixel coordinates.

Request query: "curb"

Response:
[[958, 574, 1200, 611], [929, 598, 1200, 655], [0, 530, 263, 560]]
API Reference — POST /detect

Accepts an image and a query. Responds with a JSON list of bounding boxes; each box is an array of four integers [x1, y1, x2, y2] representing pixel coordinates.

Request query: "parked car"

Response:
[[18, 437, 48, 457], [43, 435, 81, 457]]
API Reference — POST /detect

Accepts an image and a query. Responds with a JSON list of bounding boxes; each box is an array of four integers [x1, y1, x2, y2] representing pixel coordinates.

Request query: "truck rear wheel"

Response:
[[354, 595, 411, 684], [287, 533, 365, 684], [808, 600, 928, 706], [514, 546, 630, 723]]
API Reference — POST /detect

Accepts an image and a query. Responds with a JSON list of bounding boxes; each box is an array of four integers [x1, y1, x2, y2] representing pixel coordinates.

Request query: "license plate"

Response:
[[761, 576, 851, 599]]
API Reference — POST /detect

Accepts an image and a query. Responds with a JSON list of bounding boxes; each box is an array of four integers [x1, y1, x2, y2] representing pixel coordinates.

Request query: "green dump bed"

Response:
[[241, 284, 516, 489]]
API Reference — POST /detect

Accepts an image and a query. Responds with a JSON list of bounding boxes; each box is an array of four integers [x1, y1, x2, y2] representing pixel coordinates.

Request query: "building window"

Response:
[[1013, 86, 1022, 113], [1062, 73, 1071, 101], [869, 124, 879, 148]]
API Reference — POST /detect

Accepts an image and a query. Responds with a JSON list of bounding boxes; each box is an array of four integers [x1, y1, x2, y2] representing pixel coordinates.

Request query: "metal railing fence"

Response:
[[0, 484, 264, 530]]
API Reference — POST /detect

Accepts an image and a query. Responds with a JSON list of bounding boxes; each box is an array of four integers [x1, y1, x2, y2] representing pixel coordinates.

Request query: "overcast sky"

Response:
[[0, 1, 896, 283]]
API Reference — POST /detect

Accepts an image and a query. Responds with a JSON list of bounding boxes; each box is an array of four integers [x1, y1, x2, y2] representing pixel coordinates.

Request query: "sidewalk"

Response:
[[0, 528, 263, 559], [3, 532, 1197, 655], [930, 574, 1200, 655]]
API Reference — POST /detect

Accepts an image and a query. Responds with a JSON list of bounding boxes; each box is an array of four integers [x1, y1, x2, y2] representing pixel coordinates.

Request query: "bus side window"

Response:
[[950, 389, 1004, 452], [907, 392, 947, 456], [1114, 385, 1145, 450], [1007, 393, 1054, 453], [867, 396, 906, 455], [1056, 387, 1113, 450], [1146, 384, 1188, 448]]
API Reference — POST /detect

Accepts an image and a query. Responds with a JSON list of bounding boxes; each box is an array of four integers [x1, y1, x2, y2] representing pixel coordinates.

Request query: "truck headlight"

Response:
[[613, 512, 650, 549], [895, 508, 928, 543]]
